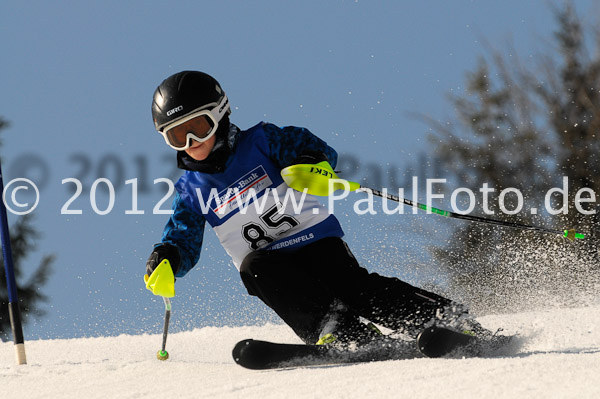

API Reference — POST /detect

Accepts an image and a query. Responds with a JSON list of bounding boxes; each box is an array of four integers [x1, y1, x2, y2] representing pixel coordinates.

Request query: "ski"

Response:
[[232, 338, 421, 370], [417, 325, 515, 358], [233, 327, 516, 369]]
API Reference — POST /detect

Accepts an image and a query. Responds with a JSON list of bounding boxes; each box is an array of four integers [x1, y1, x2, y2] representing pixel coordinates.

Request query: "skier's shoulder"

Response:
[[260, 122, 315, 137], [253, 122, 325, 155], [240, 121, 313, 138], [235, 121, 314, 153]]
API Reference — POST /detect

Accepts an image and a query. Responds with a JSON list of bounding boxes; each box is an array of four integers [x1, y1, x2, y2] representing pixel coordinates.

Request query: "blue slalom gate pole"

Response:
[[0, 161, 27, 364]]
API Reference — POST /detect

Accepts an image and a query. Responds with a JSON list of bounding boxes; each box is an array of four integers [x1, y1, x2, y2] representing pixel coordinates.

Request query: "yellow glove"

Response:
[[281, 161, 360, 196], [144, 259, 175, 298]]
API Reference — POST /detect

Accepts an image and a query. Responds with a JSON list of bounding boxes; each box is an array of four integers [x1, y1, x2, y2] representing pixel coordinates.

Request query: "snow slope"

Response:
[[2, 305, 599, 399]]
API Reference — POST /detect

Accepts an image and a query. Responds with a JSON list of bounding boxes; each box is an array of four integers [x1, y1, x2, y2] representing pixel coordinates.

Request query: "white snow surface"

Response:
[[2, 305, 600, 399]]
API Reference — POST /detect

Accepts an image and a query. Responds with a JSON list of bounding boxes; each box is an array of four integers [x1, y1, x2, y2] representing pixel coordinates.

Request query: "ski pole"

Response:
[[281, 161, 585, 241], [0, 161, 27, 365], [157, 296, 171, 360], [360, 186, 585, 240]]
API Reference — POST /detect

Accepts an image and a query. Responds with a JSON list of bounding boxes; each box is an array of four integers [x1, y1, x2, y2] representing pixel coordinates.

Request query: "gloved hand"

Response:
[[146, 243, 181, 277], [291, 150, 329, 165], [144, 243, 181, 297], [282, 151, 349, 196]]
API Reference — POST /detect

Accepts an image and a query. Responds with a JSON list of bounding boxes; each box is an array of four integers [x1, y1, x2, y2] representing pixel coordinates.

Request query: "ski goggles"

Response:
[[158, 95, 230, 151]]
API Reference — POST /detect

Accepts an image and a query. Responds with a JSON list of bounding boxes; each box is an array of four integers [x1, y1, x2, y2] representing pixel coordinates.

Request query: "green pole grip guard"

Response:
[[563, 229, 585, 240]]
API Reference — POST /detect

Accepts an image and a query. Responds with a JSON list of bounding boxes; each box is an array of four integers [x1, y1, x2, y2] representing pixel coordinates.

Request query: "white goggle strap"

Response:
[[212, 94, 230, 122]]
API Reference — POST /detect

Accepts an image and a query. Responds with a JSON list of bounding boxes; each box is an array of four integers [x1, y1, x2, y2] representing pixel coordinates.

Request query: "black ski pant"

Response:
[[239, 237, 453, 344]]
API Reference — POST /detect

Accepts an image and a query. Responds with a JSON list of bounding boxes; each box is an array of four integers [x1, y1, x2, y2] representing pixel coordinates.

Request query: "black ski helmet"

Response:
[[152, 71, 230, 132]]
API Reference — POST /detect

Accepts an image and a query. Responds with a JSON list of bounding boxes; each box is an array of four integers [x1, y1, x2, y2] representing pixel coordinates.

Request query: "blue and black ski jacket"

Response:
[[161, 122, 345, 277]]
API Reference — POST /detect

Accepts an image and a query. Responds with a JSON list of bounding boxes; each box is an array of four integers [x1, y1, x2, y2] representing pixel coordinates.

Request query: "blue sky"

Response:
[[1, 1, 597, 340]]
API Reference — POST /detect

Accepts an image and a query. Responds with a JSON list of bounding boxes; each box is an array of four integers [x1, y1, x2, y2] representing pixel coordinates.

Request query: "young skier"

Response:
[[145, 70, 482, 347]]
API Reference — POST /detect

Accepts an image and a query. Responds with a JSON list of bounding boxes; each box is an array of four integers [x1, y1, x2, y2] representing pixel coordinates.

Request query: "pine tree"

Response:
[[0, 117, 54, 341], [426, 4, 600, 313]]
